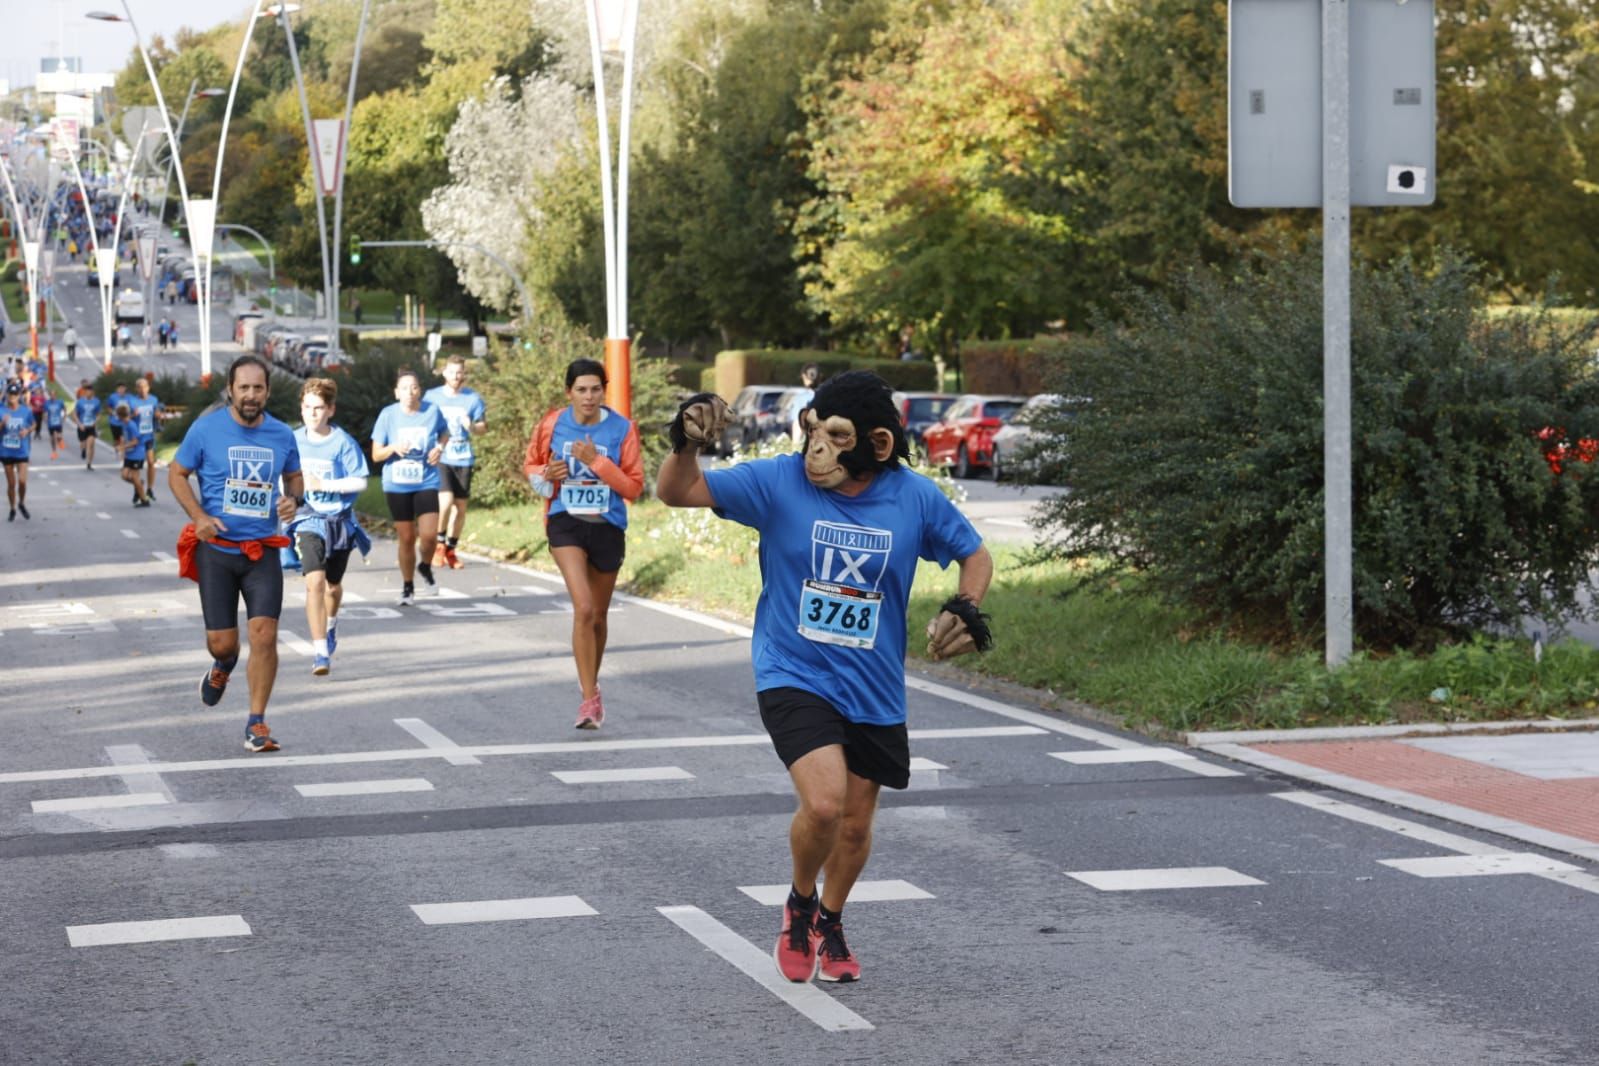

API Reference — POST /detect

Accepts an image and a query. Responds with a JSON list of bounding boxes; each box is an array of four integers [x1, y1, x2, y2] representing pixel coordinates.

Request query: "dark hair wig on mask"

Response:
[[806, 370, 910, 476]]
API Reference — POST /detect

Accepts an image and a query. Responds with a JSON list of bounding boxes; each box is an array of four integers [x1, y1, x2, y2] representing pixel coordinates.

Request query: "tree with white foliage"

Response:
[[420, 72, 583, 316]]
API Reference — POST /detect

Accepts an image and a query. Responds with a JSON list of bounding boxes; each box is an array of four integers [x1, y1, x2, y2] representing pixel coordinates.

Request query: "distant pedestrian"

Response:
[[158, 320, 170, 349], [168, 320, 180, 347], [63, 326, 78, 362], [351, 296, 364, 327], [117, 324, 131, 350]]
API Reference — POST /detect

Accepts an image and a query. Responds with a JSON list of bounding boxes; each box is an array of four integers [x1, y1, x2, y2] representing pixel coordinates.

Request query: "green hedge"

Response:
[[1034, 248, 1599, 648], [959, 339, 1065, 394], [712, 349, 937, 398]]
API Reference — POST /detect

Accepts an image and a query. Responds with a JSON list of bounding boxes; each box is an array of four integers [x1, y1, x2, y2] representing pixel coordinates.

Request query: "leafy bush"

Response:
[[1034, 248, 1599, 647], [960, 339, 1066, 393]]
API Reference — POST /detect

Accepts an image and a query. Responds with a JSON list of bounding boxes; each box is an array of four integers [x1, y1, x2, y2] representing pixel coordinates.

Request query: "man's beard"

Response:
[[235, 399, 263, 422]]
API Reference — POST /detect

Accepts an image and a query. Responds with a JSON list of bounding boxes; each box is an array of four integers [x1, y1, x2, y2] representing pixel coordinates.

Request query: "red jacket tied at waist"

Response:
[[176, 523, 291, 582]]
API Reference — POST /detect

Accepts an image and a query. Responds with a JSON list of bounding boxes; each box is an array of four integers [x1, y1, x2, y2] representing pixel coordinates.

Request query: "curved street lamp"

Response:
[[585, 0, 640, 417]]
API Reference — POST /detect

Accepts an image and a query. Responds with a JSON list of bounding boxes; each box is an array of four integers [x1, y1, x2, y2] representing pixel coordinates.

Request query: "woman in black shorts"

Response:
[[370, 368, 449, 606], [522, 359, 644, 729]]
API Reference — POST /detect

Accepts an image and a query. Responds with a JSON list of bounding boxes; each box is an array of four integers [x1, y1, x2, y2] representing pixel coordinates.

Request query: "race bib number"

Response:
[[798, 580, 882, 649], [138, 409, 154, 435], [391, 459, 425, 485], [223, 478, 272, 519], [2, 431, 19, 449], [560, 479, 611, 515]]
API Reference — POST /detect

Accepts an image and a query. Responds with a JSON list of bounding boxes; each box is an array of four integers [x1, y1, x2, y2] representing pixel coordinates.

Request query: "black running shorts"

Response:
[[757, 687, 911, 790], [296, 531, 352, 584], [546, 510, 625, 573], [121, 458, 142, 471], [109, 423, 122, 442], [0, 457, 24, 467], [385, 489, 440, 523], [77, 427, 94, 442], [196, 541, 284, 631], [440, 463, 473, 499]]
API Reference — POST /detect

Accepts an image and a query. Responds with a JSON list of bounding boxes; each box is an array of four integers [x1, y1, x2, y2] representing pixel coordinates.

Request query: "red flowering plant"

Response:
[[1535, 426, 1599, 476]]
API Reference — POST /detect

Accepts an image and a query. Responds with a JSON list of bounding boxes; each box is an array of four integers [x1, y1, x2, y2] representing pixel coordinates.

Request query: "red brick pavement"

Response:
[[1247, 739, 1599, 846]]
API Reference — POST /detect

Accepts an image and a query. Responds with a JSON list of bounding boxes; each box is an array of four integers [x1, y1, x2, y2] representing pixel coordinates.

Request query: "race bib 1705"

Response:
[[560, 480, 610, 515], [797, 579, 882, 649]]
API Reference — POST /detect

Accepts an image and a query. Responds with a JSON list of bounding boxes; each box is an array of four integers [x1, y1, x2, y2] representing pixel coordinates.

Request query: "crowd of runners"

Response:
[[19, 348, 995, 988]]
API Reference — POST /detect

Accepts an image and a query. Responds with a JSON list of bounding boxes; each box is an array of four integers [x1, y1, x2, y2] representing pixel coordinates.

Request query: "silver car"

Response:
[[989, 393, 1064, 482]]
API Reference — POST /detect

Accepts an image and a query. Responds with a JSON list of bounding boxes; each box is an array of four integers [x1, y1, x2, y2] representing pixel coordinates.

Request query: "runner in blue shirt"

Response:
[[128, 378, 166, 501], [656, 371, 994, 986], [371, 368, 448, 605], [44, 394, 66, 459], [113, 402, 151, 506], [170, 354, 304, 754], [0, 382, 36, 520], [71, 386, 101, 469], [423, 355, 487, 570], [106, 383, 131, 450], [287, 377, 370, 676]]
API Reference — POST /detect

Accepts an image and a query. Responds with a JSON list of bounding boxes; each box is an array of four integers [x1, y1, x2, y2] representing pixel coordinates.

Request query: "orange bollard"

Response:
[[604, 337, 632, 418]]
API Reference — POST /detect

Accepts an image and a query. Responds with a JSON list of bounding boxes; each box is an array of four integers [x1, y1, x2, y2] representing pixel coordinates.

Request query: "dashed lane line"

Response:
[[119, 529, 140, 539], [32, 792, 171, 814], [411, 895, 597, 925], [738, 880, 934, 905], [658, 905, 873, 1032], [550, 766, 694, 784], [66, 915, 251, 948], [295, 778, 435, 798], [1065, 867, 1267, 891]]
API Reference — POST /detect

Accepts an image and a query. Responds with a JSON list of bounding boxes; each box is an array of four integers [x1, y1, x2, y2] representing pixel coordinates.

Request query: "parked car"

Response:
[[113, 289, 145, 324], [891, 391, 958, 450], [719, 385, 791, 456], [922, 393, 1028, 478], [768, 387, 815, 444], [989, 393, 1064, 482]]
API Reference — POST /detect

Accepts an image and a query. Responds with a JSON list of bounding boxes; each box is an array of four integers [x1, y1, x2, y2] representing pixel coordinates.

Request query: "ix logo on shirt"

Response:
[[810, 521, 891, 591], [228, 446, 274, 483]]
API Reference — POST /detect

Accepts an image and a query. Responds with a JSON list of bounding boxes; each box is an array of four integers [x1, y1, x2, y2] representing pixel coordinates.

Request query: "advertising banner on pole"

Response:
[[96, 248, 116, 288], [21, 239, 38, 276], [137, 236, 156, 282], [186, 198, 216, 260], [312, 119, 345, 197]]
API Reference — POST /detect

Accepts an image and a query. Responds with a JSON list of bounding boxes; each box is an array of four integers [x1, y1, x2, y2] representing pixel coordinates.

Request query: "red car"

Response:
[[922, 394, 1028, 478]]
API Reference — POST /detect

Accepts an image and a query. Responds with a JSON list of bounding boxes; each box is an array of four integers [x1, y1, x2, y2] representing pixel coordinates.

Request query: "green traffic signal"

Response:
[[349, 235, 361, 265]]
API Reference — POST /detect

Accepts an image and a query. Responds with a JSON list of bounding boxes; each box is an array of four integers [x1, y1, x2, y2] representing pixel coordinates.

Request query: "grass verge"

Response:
[[343, 491, 1599, 736]]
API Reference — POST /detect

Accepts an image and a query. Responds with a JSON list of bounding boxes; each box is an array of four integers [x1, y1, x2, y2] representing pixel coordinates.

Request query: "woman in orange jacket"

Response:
[[523, 358, 645, 729]]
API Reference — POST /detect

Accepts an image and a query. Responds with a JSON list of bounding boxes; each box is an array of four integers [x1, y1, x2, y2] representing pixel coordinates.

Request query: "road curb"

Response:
[[1186, 717, 1599, 747]]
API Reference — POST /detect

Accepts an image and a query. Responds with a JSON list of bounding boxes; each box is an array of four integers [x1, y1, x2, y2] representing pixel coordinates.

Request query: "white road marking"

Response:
[[411, 896, 597, 925], [1380, 853, 1580, 878], [983, 517, 1032, 529], [657, 905, 873, 1032], [1066, 867, 1266, 891], [739, 880, 935, 906], [1050, 748, 1198, 765], [295, 778, 435, 798], [394, 718, 483, 766], [31, 792, 171, 814], [908, 757, 947, 771], [158, 843, 221, 859], [104, 743, 178, 804], [14, 601, 94, 617], [277, 630, 315, 657], [1273, 791, 1599, 897], [119, 528, 140, 539], [150, 551, 176, 563], [67, 915, 251, 948], [0, 727, 1047, 785], [95, 511, 110, 520], [551, 766, 694, 784]]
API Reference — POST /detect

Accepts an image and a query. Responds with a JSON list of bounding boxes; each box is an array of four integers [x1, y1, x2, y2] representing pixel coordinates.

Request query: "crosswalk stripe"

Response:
[[411, 896, 597, 925], [67, 915, 251, 948]]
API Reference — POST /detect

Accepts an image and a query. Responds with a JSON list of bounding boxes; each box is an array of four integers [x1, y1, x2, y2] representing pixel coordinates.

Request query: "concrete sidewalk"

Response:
[[1192, 721, 1599, 864]]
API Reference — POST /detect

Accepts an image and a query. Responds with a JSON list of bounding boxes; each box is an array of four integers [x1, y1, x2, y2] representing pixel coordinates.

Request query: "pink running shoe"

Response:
[[814, 918, 861, 982], [773, 897, 819, 982], [574, 689, 604, 730]]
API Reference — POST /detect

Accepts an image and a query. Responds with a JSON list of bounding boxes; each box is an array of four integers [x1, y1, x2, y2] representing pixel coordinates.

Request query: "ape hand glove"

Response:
[[925, 594, 993, 661], [668, 393, 731, 453]]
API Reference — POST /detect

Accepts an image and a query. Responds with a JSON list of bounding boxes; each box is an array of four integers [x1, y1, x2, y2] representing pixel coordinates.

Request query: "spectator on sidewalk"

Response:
[[63, 326, 77, 362]]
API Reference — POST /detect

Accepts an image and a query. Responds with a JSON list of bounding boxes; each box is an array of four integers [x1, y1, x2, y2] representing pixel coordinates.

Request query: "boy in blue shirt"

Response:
[[288, 377, 370, 675], [423, 355, 487, 569], [71, 386, 101, 469], [128, 377, 165, 500], [170, 355, 303, 753], [656, 371, 994, 986], [44, 394, 66, 459], [113, 402, 151, 506]]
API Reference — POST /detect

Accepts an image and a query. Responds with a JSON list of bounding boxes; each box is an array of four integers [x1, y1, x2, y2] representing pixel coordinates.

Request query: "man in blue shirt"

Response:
[[44, 393, 66, 459], [0, 382, 36, 520], [422, 355, 487, 570], [170, 355, 304, 753], [657, 371, 994, 986], [71, 386, 102, 469], [128, 377, 165, 501]]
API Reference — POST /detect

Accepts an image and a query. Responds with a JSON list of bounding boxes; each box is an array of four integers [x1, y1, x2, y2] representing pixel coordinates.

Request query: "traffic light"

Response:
[[349, 235, 361, 265]]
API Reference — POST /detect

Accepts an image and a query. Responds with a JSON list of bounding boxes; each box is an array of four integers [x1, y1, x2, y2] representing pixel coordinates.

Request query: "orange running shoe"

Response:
[[444, 546, 463, 569]]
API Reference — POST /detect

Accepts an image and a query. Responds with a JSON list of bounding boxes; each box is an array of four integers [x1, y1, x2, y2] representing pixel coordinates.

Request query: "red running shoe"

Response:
[[773, 897, 818, 982], [814, 918, 861, 983]]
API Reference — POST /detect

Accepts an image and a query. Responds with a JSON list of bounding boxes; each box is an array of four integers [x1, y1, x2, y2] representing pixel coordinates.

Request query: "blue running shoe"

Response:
[[325, 624, 337, 658], [312, 655, 331, 676], [244, 720, 280, 753], [199, 663, 230, 706]]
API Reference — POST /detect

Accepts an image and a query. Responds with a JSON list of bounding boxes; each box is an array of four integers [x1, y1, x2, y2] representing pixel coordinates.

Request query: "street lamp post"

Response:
[[584, 0, 640, 417], [0, 151, 41, 359], [265, 3, 336, 358], [156, 81, 226, 226], [329, 0, 373, 365]]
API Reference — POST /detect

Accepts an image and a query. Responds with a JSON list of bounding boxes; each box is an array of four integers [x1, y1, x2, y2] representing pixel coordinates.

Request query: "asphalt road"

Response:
[[3, 451, 1597, 1066]]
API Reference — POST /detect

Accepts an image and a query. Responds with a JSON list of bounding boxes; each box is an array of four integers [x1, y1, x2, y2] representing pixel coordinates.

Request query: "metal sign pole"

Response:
[[1322, 0, 1353, 666]]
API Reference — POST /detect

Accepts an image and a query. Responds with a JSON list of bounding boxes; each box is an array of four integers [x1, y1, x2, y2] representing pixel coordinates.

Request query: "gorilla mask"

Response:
[[801, 371, 909, 489]]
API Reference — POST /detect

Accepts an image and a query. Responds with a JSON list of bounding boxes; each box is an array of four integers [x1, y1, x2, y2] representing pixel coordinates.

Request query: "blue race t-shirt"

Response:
[[74, 395, 101, 427], [423, 386, 486, 467], [371, 403, 447, 493], [44, 398, 65, 429], [128, 395, 162, 442], [704, 453, 982, 726], [547, 406, 635, 530], [120, 431, 147, 463], [0, 405, 35, 460], [174, 407, 301, 549], [294, 424, 369, 518]]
